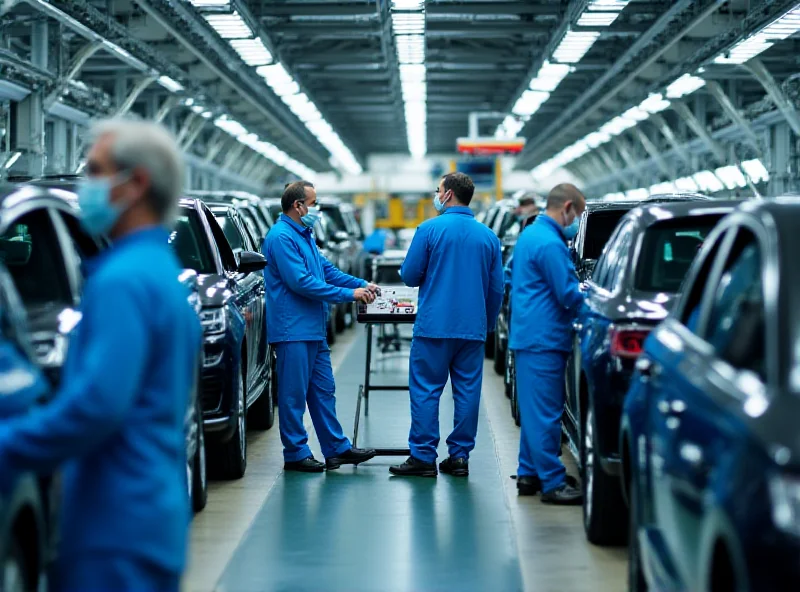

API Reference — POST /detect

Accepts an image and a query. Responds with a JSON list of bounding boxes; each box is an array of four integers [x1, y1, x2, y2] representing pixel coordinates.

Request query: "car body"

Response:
[[563, 198, 740, 545], [317, 197, 365, 279], [621, 197, 800, 591], [189, 191, 272, 243], [570, 201, 642, 282], [310, 211, 345, 343], [170, 199, 271, 480], [0, 262, 57, 591]]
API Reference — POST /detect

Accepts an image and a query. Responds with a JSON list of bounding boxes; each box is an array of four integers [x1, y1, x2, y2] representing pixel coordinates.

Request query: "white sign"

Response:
[[364, 286, 418, 316]]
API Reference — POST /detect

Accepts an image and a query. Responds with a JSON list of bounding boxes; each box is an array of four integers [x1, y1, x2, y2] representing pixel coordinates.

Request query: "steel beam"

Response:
[[743, 58, 800, 137], [260, 3, 375, 16], [705, 80, 761, 153], [237, 153, 263, 179], [596, 146, 634, 190], [176, 113, 200, 146], [426, 2, 563, 15], [670, 102, 727, 163], [114, 75, 157, 117], [155, 96, 180, 123], [631, 127, 674, 178], [222, 143, 247, 170], [612, 137, 645, 181], [180, 118, 208, 151], [204, 131, 230, 164], [44, 41, 103, 110], [649, 114, 692, 166]]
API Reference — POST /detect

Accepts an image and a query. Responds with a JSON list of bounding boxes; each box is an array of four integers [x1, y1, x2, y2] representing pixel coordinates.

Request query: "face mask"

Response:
[[77, 176, 128, 236], [433, 191, 447, 214], [563, 218, 580, 240], [301, 206, 321, 228]]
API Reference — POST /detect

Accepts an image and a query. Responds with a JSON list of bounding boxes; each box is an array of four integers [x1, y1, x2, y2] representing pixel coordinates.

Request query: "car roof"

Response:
[[626, 197, 744, 228], [0, 184, 78, 209]]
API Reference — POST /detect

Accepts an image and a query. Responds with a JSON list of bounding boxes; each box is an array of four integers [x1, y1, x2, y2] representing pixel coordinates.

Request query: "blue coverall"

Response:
[[510, 215, 585, 493], [262, 214, 366, 462], [0, 227, 202, 591], [401, 206, 503, 463]]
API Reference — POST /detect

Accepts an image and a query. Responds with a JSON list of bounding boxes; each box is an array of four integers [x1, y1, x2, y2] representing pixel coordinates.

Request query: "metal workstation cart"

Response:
[[353, 281, 418, 457]]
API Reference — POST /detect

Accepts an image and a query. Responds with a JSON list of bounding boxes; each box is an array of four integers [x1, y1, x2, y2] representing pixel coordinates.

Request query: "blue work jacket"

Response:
[[263, 215, 365, 343], [509, 215, 585, 353], [401, 206, 503, 341], [0, 227, 202, 571]]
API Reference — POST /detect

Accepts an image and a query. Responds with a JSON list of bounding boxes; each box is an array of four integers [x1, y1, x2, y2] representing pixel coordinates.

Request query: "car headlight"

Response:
[[200, 308, 226, 335], [769, 473, 800, 537]]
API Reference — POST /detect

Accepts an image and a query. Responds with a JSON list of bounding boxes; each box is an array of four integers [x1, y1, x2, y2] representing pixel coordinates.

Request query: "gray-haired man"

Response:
[[0, 119, 201, 591]]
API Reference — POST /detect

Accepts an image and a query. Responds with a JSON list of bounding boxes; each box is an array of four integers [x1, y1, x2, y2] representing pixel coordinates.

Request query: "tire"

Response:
[[628, 466, 648, 592], [191, 401, 208, 512], [210, 371, 247, 480], [493, 330, 505, 376], [511, 368, 520, 427], [3, 536, 31, 592], [581, 401, 628, 545], [247, 363, 275, 430], [327, 313, 337, 345], [335, 304, 346, 333], [504, 348, 513, 398], [345, 302, 355, 328], [485, 331, 495, 359]]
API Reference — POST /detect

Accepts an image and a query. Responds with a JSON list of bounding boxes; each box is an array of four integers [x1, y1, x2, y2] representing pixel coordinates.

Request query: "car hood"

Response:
[[196, 273, 232, 308]]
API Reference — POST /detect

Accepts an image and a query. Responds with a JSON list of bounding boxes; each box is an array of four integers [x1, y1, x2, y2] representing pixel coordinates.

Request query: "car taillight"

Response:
[[609, 327, 650, 359]]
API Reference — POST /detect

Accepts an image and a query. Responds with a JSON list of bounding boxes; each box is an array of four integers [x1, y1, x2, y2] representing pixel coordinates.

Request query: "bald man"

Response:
[[509, 184, 587, 505]]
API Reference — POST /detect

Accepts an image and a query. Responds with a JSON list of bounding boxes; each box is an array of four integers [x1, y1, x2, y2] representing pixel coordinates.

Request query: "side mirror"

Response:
[[333, 230, 350, 243], [237, 250, 266, 274]]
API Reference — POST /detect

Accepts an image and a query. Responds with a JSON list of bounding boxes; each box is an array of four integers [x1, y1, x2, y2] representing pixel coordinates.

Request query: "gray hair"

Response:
[[88, 118, 184, 223]]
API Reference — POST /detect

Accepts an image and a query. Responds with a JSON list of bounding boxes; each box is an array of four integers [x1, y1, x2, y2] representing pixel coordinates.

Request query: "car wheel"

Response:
[[485, 331, 495, 359], [335, 304, 346, 333], [581, 402, 627, 545], [210, 371, 247, 480], [628, 468, 648, 592], [191, 401, 208, 512], [504, 349, 513, 398], [327, 313, 337, 345], [3, 537, 31, 592], [247, 363, 275, 430], [493, 330, 506, 376], [511, 369, 520, 427]]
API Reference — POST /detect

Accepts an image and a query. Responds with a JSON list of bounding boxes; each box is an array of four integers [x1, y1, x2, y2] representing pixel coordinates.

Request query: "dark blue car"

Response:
[[564, 198, 739, 545], [621, 197, 800, 591]]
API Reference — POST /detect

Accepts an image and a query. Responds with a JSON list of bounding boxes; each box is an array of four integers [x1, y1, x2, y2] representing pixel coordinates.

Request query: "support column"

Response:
[[48, 119, 68, 173], [13, 20, 47, 175]]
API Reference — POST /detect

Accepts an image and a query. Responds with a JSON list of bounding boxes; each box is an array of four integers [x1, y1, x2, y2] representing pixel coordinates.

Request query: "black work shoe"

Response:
[[517, 475, 542, 496], [541, 482, 583, 505], [439, 456, 469, 477], [389, 456, 437, 477], [326, 447, 377, 470], [284, 456, 325, 473]]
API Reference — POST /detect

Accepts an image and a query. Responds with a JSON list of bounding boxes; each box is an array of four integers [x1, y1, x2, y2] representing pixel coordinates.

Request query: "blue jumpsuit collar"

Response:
[[279, 214, 312, 236], [536, 214, 567, 245], [443, 206, 474, 217], [82, 225, 168, 277]]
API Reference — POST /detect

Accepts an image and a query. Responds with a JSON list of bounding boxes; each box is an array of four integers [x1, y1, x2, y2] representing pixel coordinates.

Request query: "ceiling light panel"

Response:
[[392, 2, 427, 158], [189, 0, 230, 6], [230, 39, 273, 66], [715, 6, 800, 65], [157, 76, 184, 93], [553, 30, 601, 64], [665, 73, 706, 99], [203, 12, 252, 39]]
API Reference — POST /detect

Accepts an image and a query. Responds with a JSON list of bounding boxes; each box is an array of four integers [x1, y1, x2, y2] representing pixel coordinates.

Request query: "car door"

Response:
[[636, 225, 734, 589]]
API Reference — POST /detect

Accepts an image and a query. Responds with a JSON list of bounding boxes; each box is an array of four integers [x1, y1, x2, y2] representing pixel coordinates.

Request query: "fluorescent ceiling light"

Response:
[[650, 182, 678, 194], [256, 63, 294, 87], [214, 116, 248, 138], [189, 0, 230, 6], [625, 188, 649, 200], [639, 93, 670, 114], [585, 131, 611, 147], [204, 12, 252, 40], [399, 64, 426, 82], [578, 0, 631, 26], [190, 104, 205, 114], [741, 159, 769, 183], [621, 106, 649, 122], [391, 0, 424, 8], [512, 90, 550, 116], [600, 115, 636, 136], [392, 13, 425, 34], [529, 61, 573, 92], [4, 152, 21, 169], [715, 7, 800, 65], [602, 192, 627, 202], [553, 30, 600, 64], [715, 165, 748, 189], [693, 170, 724, 193], [230, 39, 273, 66], [665, 73, 705, 99], [675, 176, 699, 192], [157, 76, 184, 93]]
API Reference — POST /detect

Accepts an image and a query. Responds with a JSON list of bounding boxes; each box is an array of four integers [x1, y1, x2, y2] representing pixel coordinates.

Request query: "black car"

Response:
[[317, 197, 365, 279], [570, 201, 642, 282], [190, 191, 272, 244], [564, 198, 740, 545], [622, 197, 800, 591], [170, 199, 272, 480], [0, 262, 57, 591]]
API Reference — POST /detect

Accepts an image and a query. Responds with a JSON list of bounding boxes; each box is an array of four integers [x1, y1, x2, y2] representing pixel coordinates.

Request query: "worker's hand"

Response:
[[353, 288, 376, 304], [365, 283, 380, 295]]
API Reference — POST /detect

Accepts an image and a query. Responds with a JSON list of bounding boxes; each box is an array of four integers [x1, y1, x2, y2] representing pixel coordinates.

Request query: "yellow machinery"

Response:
[[374, 196, 434, 229]]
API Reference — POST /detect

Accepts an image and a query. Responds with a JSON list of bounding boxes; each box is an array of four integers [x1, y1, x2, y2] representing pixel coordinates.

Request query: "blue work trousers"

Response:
[[408, 337, 484, 463], [515, 349, 568, 492], [275, 340, 351, 462], [51, 553, 179, 592]]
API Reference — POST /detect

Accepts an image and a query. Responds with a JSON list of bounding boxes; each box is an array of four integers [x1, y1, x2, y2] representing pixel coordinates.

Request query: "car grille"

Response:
[[200, 374, 225, 412]]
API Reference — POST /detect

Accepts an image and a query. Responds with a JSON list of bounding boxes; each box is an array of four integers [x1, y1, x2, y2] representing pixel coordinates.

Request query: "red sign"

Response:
[[457, 137, 526, 155]]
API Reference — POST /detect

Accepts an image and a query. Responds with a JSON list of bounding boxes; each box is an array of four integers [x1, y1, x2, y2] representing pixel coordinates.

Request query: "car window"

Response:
[[203, 208, 236, 272], [239, 208, 263, 245], [319, 204, 348, 234], [55, 210, 105, 262], [678, 229, 730, 331], [169, 210, 216, 274], [212, 209, 245, 254], [606, 224, 633, 293], [592, 221, 629, 291], [634, 215, 722, 294], [583, 209, 630, 261], [0, 209, 72, 307], [704, 231, 764, 380]]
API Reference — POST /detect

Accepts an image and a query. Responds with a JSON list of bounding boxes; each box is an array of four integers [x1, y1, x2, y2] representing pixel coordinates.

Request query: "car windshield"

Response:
[[634, 215, 724, 293], [584, 210, 631, 260], [211, 209, 244, 252], [169, 210, 215, 274]]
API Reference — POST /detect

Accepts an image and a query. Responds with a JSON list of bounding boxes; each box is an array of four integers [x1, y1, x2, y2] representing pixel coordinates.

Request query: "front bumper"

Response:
[[200, 332, 238, 442]]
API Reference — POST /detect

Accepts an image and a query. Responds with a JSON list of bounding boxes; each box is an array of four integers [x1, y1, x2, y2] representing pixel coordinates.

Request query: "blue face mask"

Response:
[[301, 206, 321, 228], [77, 176, 128, 236], [562, 217, 580, 240], [433, 191, 448, 214]]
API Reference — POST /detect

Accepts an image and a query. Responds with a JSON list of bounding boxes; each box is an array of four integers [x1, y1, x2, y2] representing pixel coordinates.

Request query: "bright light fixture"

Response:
[[621, 106, 649, 122], [230, 39, 273, 66], [553, 30, 601, 64], [578, 0, 631, 26], [675, 176, 700, 192], [665, 73, 705, 99], [742, 159, 770, 183], [639, 93, 670, 114], [625, 188, 649, 200], [203, 12, 252, 40], [693, 170, 724, 193], [391, 0, 424, 8], [157, 76, 184, 93], [4, 152, 21, 169], [189, 0, 230, 6], [392, 2, 427, 158], [715, 165, 748, 189], [650, 182, 678, 194], [715, 7, 800, 65], [529, 61, 574, 92], [512, 90, 550, 116]]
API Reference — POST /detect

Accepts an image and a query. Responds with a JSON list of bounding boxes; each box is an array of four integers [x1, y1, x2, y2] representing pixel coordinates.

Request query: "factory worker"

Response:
[[262, 181, 378, 472], [0, 119, 202, 591], [390, 172, 503, 477], [510, 183, 586, 505]]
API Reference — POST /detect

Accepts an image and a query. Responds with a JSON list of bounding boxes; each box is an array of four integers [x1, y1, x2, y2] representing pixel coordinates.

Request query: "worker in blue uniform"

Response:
[[263, 181, 378, 473], [0, 119, 201, 591], [510, 183, 586, 505], [390, 172, 503, 477]]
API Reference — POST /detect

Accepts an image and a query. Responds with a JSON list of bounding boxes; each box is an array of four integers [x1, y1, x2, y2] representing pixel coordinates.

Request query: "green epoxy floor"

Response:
[[216, 332, 523, 592]]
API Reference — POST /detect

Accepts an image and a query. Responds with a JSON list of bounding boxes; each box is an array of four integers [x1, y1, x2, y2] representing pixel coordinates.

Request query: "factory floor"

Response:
[[184, 326, 626, 592]]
